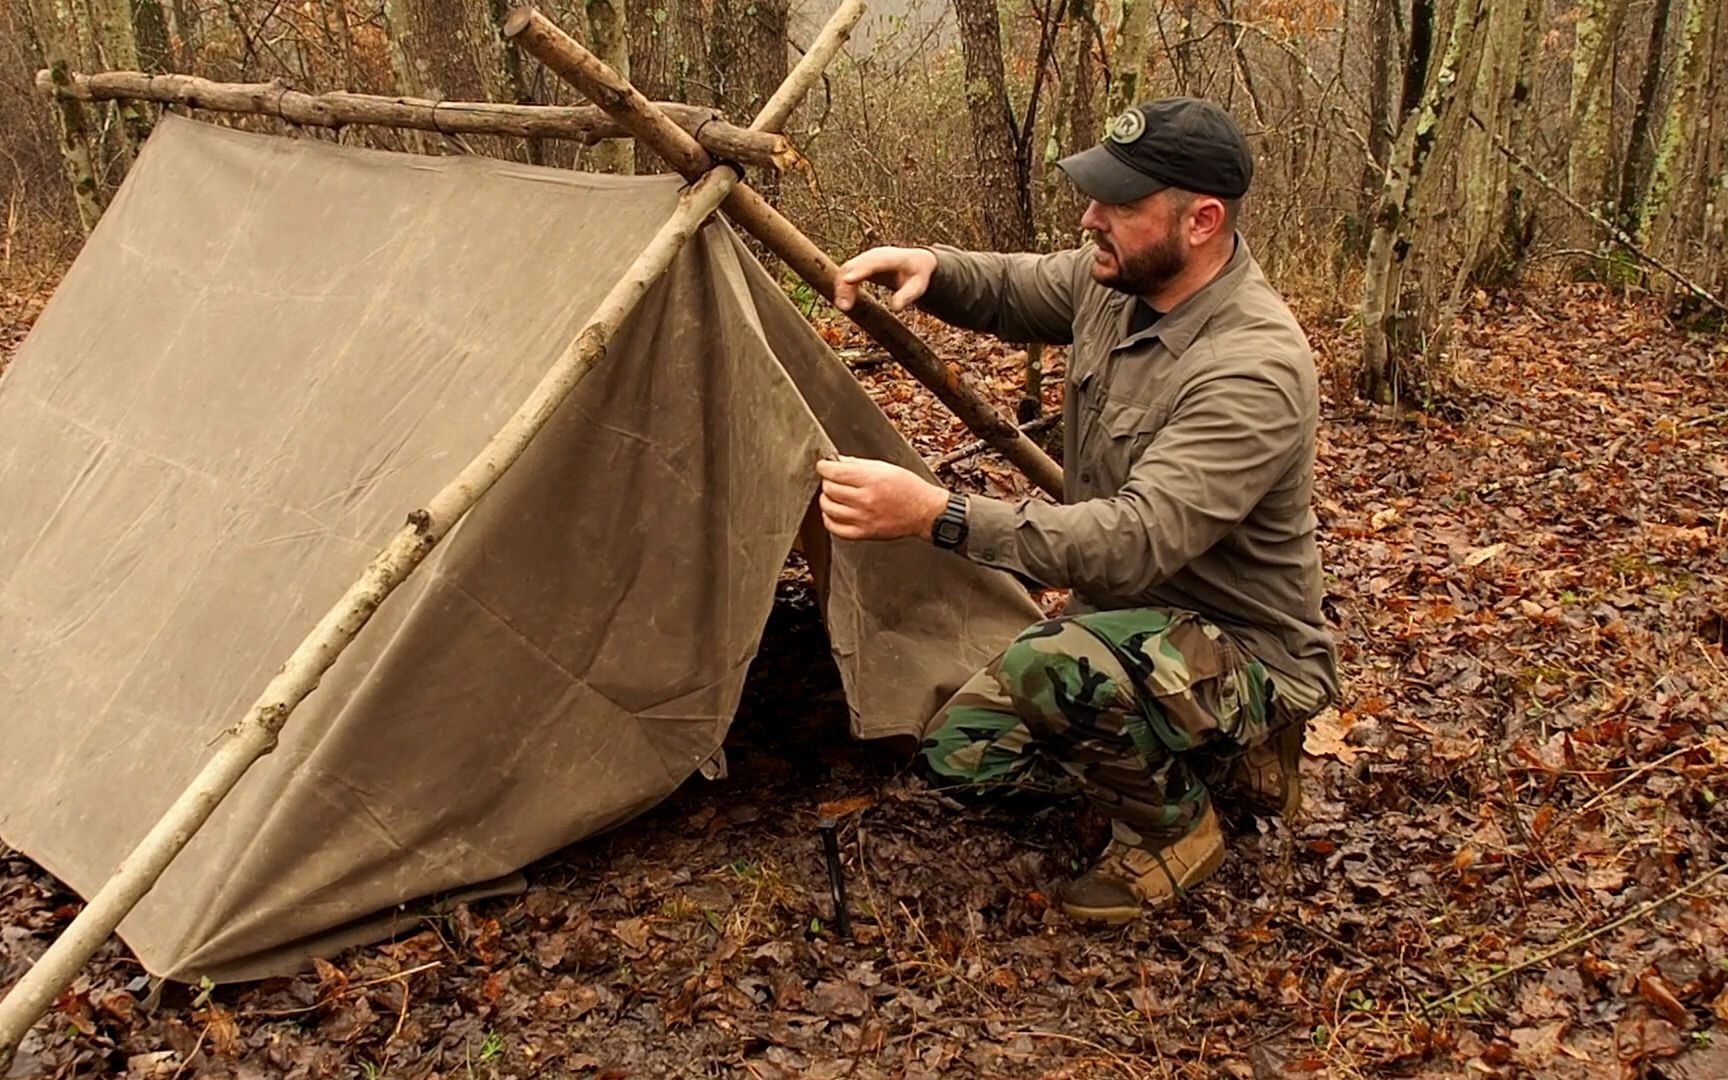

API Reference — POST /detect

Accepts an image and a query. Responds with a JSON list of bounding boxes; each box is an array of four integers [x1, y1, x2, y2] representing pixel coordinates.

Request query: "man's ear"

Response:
[[1190, 197, 1227, 244]]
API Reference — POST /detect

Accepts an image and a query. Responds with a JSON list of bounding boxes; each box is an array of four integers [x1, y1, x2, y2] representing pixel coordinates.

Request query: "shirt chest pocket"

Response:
[[1093, 395, 1169, 488]]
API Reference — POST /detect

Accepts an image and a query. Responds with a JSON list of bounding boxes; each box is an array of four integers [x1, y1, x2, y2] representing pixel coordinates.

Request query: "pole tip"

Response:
[[501, 7, 535, 38]]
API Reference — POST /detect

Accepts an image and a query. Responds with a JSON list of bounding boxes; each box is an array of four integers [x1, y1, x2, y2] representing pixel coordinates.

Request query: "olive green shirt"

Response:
[[921, 237, 1339, 702]]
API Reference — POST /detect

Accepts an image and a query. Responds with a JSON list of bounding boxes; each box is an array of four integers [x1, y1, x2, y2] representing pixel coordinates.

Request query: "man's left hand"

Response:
[[815, 456, 950, 542]]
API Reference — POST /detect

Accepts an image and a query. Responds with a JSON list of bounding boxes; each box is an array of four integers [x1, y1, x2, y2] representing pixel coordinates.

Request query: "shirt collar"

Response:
[[1113, 233, 1251, 358]]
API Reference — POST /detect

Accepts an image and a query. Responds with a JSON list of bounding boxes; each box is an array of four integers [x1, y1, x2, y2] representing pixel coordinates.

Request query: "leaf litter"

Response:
[[1, 280, 1725, 1078]]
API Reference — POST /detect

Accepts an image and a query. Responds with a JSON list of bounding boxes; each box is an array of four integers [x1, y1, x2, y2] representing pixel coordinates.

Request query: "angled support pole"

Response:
[[504, 5, 1067, 499], [0, 2, 878, 1066]]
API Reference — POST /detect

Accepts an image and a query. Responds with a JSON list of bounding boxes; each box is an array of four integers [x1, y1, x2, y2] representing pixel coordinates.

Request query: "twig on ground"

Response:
[[1011, 1030, 1153, 1080], [1558, 740, 1718, 827], [167, 1022, 210, 1080], [934, 415, 1059, 470], [1424, 861, 1728, 1013]]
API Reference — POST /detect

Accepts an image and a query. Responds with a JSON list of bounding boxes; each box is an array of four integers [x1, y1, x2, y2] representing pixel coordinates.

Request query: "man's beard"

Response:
[[1092, 231, 1185, 296]]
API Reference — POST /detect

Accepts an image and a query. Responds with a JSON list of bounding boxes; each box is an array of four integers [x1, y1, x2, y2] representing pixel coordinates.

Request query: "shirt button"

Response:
[[1080, 470, 1094, 484]]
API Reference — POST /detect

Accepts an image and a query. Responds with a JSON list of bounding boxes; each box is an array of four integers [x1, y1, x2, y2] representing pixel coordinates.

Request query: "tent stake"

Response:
[[504, 6, 1067, 500]]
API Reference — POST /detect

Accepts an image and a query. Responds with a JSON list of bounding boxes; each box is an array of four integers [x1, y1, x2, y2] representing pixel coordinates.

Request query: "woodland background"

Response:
[[1, 0, 1727, 1077], [1, 0, 1726, 398]]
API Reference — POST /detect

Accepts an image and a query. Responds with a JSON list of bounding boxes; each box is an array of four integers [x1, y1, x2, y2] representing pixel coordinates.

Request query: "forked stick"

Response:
[[504, 6, 1067, 498], [0, 0, 870, 1064]]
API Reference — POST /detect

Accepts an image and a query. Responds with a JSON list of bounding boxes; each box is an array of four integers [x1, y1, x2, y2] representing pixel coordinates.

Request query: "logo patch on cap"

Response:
[[1106, 108, 1146, 144]]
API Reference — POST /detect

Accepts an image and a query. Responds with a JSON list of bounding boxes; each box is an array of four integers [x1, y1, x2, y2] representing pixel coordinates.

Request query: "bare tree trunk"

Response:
[[1637, 0, 1705, 243], [1042, 0, 1099, 237], [1399, 0, 1435, 118], [1106, 0, 1153, 117], [381, 0, 515, 102], [131, 0, 172, 71], [26, 0, 103, 232], [85, 0, 151, 161], [1616, 0, 1675, 231], [1360, 0, 1484, 405], [1484, 0, 1544, 280], [742, 0, 790, 202], [952, 0, 1032, 249], [1360, 0, 1394, 224], [587, 0, 633, 172], [1566, 0, 1631, 223]]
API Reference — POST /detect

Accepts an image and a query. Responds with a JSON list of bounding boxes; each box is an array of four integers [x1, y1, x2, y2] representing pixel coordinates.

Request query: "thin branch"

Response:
[[1424, 861, 1728, 1013], [1467, 110, 1728, 315]]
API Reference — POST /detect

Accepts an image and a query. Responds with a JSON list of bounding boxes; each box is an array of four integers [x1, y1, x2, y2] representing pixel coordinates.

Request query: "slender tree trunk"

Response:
[[1357, 0, 1395, 235], [1637, 0, 1704, 243], [1360, 0, 1484, 404], [1043, 0, 1099, 237], [381, 0, 515, 102], [86, 0, 151, 162], [742, 0, 790, 201], [1399, 0, 1435, 118], [952, 0, 1032, 249], [132, 0, 172, 71], [27, 0, 103, 232], [1566, 0, 1631, 223], [587, 0, 633, 172], [1107, 0, 1154, 118], [1486, 0, 1544, 279], [1616, 0, 1674, 230]]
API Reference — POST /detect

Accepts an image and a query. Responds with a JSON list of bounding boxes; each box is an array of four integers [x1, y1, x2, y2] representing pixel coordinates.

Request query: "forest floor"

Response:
[[2, 268, 1727, 1079]]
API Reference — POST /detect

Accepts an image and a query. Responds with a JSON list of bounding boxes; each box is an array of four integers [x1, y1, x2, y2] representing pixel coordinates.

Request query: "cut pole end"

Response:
[[502, 7, 536, 38]]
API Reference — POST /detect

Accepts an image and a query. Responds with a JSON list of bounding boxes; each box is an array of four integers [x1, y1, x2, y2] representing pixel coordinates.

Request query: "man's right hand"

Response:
[[833, 246, 939, 313]]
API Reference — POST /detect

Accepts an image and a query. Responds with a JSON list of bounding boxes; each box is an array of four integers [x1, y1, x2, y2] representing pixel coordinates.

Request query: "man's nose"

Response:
[[1079, 200, 1105, 231]]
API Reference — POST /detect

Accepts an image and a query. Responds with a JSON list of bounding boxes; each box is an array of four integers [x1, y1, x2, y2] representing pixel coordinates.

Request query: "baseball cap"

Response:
[[1057, 97, 1254, 204]]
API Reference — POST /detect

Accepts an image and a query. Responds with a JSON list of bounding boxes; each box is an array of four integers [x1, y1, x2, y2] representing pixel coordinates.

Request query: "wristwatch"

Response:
[[931, 492, 969, 550]]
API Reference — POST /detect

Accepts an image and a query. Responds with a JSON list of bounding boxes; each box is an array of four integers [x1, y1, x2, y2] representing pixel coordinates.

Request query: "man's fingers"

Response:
[[815, 457, 871, 485], [889, 273, 928, 312], [821, 512, 866, 541], [818, 492, 866, 524]]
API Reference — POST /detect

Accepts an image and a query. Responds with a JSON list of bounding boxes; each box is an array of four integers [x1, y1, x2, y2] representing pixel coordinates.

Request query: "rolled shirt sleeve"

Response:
[[959, 365, 1306, 597]]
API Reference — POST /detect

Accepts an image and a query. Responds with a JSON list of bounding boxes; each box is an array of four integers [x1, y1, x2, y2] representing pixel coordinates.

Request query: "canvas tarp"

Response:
[[0, 116, 1040, 983]]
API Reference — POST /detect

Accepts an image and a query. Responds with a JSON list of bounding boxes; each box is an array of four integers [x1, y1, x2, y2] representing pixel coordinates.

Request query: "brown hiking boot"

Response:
[[1058, 804, 1226, 924], [1215, 722, 1305, 819]]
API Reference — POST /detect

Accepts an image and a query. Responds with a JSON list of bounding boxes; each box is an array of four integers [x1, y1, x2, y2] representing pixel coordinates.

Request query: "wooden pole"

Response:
[[748, 0, 865, 133], [0, 173, 742, 1077], [0, 4, 878, 1064], [37, 70, 801, 172], [503, 6, 1067, 499]]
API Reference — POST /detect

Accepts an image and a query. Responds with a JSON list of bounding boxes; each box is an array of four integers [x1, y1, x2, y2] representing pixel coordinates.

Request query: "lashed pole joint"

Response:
[[37, 70, 801, 172], [0, 2, 869, 1068], [502, 5, 1066, 499]]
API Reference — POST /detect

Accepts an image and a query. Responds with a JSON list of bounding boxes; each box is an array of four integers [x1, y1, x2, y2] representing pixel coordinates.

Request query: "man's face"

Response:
[[1079, 190, 1189, 296]]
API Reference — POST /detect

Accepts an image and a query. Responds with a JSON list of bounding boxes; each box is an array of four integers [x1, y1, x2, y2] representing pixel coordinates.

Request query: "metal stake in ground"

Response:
[[0, 1, 870, 1063]]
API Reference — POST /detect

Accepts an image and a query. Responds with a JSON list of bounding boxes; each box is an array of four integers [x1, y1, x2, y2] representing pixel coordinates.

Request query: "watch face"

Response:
[[935, 519, 963, 545]]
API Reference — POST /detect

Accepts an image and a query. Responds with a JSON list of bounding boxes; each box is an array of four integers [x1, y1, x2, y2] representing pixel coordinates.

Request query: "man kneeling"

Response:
[[816, 97, 1339, 924]]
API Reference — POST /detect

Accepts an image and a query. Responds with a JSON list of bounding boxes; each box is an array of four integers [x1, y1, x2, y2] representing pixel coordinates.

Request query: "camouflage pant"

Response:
[[923, 608, 1324, 850]]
